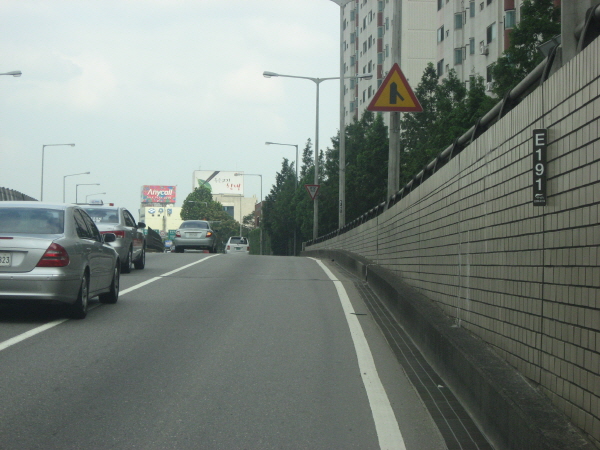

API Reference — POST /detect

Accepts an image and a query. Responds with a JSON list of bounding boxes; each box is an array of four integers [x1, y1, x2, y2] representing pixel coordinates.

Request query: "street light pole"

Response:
[[75, 183, 100, 204], [235, 173, 263, 255], [63, 172, 90, 202], [263, 71, 372, 240], [41, 143, 75, 201], [0, 71, 22, 77], [85, 192, 106, 202]]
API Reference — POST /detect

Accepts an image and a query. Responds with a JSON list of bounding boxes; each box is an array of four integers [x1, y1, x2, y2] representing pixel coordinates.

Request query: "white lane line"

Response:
[[0, 254, 220, 353], [310, 258, 406, 450]]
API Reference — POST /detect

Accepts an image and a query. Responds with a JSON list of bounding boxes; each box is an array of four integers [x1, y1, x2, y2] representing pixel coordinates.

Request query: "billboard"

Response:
[[193, 171, 244, 195], [141, 185, 176, 204]]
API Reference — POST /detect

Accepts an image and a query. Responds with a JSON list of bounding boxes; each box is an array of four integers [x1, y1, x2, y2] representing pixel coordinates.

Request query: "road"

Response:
[[0, 253, 447, 450]]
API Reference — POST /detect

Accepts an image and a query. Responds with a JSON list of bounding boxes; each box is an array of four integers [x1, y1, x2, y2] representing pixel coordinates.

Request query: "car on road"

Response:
[[0, 202, 120, 319], [83, 205, 146, 273], [224, 236, 250, 255], [172, 220, 217, 253]]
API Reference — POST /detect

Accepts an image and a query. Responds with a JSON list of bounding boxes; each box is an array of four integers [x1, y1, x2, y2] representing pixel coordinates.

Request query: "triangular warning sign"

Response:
[[304, 184, 320, 200], [367, 63, 423, 112]]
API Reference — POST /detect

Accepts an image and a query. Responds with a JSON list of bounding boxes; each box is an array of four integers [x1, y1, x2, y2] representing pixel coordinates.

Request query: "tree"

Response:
[[263, 158, 297, 255], [181, 185, 238, 251], [491, 0, 561, 98]]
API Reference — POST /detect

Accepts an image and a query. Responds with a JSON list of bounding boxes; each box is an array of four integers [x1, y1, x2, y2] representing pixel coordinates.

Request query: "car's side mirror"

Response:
[[103, 233, 117, 243], [137, 222, 146, 229]]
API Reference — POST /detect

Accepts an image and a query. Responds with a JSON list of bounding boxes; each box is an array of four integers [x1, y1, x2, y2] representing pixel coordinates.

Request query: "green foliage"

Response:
[[399, 65, 495, 186], [181, 185, 239, 251], [491, 0, 560, 98], [263, 158, 298, 255]]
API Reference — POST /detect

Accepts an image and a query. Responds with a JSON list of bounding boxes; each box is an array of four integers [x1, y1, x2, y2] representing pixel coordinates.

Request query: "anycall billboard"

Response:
[[193, 171, 244, 195], [141, 185, 176, 204]]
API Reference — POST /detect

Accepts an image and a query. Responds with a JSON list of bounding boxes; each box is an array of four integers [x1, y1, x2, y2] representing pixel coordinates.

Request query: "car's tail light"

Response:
[[175, 231, 181, 237], [227, 245, 230, 250], [101, 230, 125, 239], [247, 246, 250, 251], [206, 231, 213, 237], [36, 243, 70, 267]]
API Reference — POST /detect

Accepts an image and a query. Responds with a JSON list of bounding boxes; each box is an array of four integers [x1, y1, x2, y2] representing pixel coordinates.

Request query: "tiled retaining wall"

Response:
[[310, 39, 600, 445]]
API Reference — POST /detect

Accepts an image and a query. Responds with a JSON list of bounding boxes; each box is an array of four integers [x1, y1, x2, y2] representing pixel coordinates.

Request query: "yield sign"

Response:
[[304, 184, 320, 200], [367, 63, 423, 112]]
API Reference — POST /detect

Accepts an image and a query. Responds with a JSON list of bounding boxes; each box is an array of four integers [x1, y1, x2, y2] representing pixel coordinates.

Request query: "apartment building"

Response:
[[340, 0, 539, 120], [341, 0, 436, 121], [436, 0, 527, 92]]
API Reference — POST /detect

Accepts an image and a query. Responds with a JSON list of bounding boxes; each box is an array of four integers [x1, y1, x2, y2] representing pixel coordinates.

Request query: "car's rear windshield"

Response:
[[0, 208, 64, 234], [180, 221, 209, 229], [229, 237, 247, 244], [85, 208, 119, 224]]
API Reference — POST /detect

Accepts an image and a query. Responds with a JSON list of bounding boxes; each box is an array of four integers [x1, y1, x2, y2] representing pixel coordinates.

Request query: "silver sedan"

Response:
[[0, 202, 120, 319], [172, 220, 217, 253], [84, 206, 146, 273]]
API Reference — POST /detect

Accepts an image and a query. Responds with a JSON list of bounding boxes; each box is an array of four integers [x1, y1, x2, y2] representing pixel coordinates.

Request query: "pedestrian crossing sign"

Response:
[[305, 184, 320, 200], [367, 63, 423, 112]]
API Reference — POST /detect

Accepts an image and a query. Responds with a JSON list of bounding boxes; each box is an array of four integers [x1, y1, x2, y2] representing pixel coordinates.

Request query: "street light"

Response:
[[235, 172, 263, 255], [0, 71, 22, 77], [41, 143, 75, 201], [63, 172, 90, 202], [265, 142, 298, 187], [263, 71, 372, 240], [86, 192, 105, 202], [76, 183, 100, 204]]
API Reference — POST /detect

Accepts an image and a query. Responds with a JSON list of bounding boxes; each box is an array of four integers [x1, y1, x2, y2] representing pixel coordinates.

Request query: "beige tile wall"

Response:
[[311, 38, 600, 444]]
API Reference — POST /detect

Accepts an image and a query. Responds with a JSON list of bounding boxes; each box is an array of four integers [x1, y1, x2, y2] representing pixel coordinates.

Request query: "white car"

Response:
[[225, 236, 250, 255]]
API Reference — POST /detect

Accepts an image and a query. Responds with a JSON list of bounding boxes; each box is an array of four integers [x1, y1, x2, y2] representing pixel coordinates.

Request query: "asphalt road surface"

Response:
[[0, 253, 447, 450]]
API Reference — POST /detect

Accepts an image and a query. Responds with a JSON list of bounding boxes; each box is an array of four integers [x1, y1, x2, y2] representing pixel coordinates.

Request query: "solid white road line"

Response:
[[0, 254, 220, 353], [310, 258, 407, 450]]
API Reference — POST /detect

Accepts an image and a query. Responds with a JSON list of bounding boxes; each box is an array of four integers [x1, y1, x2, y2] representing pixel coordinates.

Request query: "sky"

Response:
[[0, 0, 344, 217]]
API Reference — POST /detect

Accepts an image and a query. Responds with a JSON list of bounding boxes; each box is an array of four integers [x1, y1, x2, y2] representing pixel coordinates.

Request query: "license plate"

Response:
[[187, 232, 200, 237], [234, 247, 241, 250], [0, 252, 11, 266]]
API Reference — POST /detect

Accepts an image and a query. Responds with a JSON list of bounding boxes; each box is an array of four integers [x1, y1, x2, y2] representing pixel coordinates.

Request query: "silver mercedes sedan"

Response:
[[172, 220, 217, 253], [0, 202, 120, 319]]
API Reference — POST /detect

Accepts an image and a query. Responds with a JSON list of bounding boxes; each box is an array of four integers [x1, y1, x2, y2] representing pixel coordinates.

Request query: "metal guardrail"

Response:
[[0, 187, 37, 201], [308, 5, 600, 247], [146, 227, 165, 253]]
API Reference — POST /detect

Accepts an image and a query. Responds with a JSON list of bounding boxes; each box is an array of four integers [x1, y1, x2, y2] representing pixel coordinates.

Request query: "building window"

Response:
[[505, 10, 516, 29], [487, 0, 492, 4], [378, 26, 384, 38], [486, 64, 494, 82], [470, 0, 475, 17], [455, 13, 463, 29], [438, 0, 443, 10], [386, 17, 389, 30], [437, 59, 444, 77], [454, 48, 463, 65], [469, 38, 475, 54], [437, 26, 445, 42], [378, 52, 383, 64], [487, 23, 496, 43], [350, 32, 355, 43]]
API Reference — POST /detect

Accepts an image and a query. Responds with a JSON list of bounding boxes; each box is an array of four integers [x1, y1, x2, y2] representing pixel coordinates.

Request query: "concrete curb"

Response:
[[302, 248, 595, 450]]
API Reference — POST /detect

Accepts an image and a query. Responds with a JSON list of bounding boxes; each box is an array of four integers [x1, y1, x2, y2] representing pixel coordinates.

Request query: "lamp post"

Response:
[[85, 192, 106, 202], [329, 0, 355, 229], [41, 143, 75, 201], [76, 183, 100, 204], [0, 71, 22, 77], [263, 71, 371, 240], [63, 172, 90, 202], [265, 142, 298, 187], [235, 172, 263, 255]]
